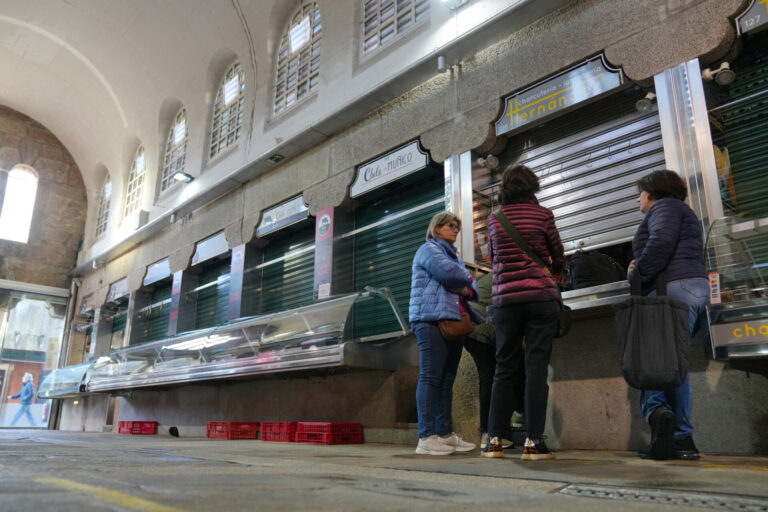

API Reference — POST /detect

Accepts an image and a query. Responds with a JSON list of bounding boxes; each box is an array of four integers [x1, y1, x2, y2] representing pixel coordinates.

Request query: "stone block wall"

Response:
[[0, 104, 86, 289]]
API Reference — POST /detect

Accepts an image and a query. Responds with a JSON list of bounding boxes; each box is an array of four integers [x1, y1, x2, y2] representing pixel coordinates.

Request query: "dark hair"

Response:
[[498, 164, 540, 204], [636, 170, 688, 201]]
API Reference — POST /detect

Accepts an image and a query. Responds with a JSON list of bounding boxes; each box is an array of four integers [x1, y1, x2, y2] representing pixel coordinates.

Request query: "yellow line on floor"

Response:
[[35, 477, 183, 512]]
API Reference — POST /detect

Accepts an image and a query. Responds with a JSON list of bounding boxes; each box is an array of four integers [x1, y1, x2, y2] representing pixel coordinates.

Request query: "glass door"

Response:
[[0, 288, 67, 428]]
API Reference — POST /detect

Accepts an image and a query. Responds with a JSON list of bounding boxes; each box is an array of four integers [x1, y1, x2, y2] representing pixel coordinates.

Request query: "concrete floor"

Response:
[[1, 430, 767, 511]]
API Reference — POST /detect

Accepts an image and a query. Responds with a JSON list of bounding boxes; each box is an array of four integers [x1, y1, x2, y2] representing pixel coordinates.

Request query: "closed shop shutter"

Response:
[[353, 171, 444, 337], [260, 226, 315, 314], [474, 87, 665, 255], [110, 307, 127, 334], [146, 282, 172, 342], [712, 29, 768, 218], [195, 259, 231, 329]]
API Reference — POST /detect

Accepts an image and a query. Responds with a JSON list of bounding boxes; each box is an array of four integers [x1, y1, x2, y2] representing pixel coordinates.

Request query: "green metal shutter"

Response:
[[146, 282, 172, 342], [353, 173, 445, 337], [260, 227, 315, 314], [714, 30, 768, 218], [195, 260, 231, 329], [111, 307, 127, 334]]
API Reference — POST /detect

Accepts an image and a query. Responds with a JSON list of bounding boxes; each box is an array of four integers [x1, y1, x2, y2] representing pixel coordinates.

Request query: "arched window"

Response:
[[274, 3, 322, 115], [95, 175, 111, 237], [124, 146, 145, 218], [362, 0, 430, 55], [0, 166, 38, 243], [210, 63, 245, 159], [162, 108, 188, 191]]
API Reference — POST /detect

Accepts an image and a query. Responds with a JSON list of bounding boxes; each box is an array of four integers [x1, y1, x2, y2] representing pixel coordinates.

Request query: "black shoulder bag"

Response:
[[494, 209, 572, 338], [612, 270, 690, 389]]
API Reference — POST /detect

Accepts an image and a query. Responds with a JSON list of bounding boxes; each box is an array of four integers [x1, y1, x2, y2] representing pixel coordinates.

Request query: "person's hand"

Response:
[[627, 260, 636, 279], [6, 395, 11, 400]]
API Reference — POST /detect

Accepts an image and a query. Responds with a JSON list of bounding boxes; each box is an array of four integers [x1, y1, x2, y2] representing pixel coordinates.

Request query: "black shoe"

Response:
[[648, 407, 676, 460], [674, 436, 700, 460]]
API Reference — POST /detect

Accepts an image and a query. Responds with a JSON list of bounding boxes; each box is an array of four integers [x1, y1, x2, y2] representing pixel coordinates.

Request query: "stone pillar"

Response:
[[91, 307, 114, 359]]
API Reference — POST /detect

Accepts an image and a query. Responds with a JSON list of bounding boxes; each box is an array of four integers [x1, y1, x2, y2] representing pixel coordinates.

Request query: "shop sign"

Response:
[[106, 278, 129, 303], [495, 54, 623, 136], [257, 195, 309, 237], [191, 231, 228, 265], [350, 141, 428, 198], [737, 0, 768, 35], [710, 319, 768, 347], [79, 292, 95, 315], [143, 258, 171, 286]]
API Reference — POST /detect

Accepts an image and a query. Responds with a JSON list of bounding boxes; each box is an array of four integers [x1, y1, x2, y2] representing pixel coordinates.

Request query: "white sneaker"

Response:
[[415, 435, 455, 455], [440, 432, 476, 452], [512, 410, 526, 428]]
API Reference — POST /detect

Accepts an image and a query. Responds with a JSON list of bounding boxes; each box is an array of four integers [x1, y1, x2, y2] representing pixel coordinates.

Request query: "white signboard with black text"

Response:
[[350, 141, 428, 198]]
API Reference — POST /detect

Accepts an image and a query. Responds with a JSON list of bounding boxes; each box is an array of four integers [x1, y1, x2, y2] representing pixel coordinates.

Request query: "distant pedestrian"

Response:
[[8, 372, 36, 427]]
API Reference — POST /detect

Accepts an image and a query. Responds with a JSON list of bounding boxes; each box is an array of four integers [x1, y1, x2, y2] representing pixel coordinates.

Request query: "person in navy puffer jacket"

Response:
[[409, 211, 480, 456], [8, 372, 36, 427], [482, 164, 564, 461], [628, 170, 708, 461]]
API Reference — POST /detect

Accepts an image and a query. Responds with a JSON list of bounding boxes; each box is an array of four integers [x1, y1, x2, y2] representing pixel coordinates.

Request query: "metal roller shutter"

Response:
[[712, 29, 768, 218], [260, 227, 315, 315], [195, 260, 231, 329], [475, 87, 665, 254], [353, 172, 444, 337], [146, 282, 172, 342]]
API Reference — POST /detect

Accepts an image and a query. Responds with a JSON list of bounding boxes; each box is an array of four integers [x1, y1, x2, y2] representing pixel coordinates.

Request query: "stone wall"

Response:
[[0, 104, 86, 289]]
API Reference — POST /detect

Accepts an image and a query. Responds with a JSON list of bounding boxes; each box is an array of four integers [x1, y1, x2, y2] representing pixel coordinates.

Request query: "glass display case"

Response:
[[39, 288, 414, 398], [37, 362, 93, 399], [705, 216, 768, 360]]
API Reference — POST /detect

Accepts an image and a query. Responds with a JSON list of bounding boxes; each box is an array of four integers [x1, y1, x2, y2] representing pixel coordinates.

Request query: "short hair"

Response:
[[22, 372, 33, 382], [498, 164, 540, 204], [426, 212, 461, 241], [636, 170, 688, 201]]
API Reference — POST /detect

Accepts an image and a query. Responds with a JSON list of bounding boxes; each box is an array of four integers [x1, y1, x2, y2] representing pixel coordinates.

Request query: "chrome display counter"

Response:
[[39, 288, 415, 398]]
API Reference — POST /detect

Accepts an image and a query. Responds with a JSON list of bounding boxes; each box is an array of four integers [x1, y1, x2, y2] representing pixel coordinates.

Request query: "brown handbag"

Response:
[[438, 311, 474, 341]]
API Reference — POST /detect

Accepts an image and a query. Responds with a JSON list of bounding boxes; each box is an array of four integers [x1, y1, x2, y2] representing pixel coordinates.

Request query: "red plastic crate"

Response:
[[118, 421, 157, 435], [261, 422, 297, 442], [295, 422, 362, 445], [206, 421, 259, 440]]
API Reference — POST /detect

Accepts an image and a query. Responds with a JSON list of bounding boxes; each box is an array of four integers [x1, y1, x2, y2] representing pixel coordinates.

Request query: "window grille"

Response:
[[161, 108, 188, 191], [0, 166, 38, 243], [274, 3, 322, 115], [210, 63, 245, 159], [362, 0, 429, 56], [95, 176, 111, 237], [124, 146, 145, 218]]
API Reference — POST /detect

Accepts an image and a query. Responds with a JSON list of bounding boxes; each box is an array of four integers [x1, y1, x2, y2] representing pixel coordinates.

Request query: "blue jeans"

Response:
[[10, 404, 36, 427], [413, 321, 463, 439], [639, 277, 709, 440]]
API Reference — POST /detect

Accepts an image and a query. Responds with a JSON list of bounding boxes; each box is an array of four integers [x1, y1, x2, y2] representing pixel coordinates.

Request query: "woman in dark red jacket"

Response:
[[481, 164, 565, 461]]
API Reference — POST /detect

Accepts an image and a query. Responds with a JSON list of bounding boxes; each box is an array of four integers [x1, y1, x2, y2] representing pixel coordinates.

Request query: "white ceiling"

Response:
[[0, 0, 290, 196]]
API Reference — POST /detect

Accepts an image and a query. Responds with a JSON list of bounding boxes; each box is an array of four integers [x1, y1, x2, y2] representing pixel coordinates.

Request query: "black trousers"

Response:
[[488, 300, 559, 440], [462, 338, 496, 432]]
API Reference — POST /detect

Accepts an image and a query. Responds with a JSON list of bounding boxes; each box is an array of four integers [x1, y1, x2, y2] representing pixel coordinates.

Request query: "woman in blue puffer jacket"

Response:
[[628, 169, 708, 461], [409, 212, 480, 455]]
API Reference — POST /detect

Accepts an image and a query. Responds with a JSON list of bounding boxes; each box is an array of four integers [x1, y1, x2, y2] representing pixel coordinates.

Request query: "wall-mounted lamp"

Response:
[[173, 171, 194, 183], [702, 62, 736, 86], [635, 91, 657, 113], [437, 55, 447, 73], [169, 212, 177, 224], [441, 0, 468, 10], [474, 154, 499, 169]]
